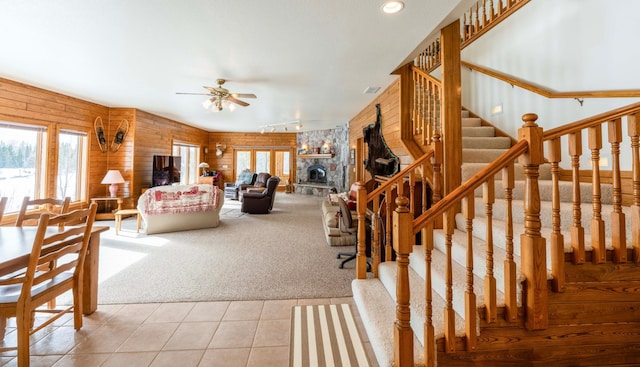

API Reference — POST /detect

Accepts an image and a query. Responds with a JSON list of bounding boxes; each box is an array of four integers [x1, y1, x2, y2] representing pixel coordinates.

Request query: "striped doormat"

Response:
[[290, 304, 371, 367]]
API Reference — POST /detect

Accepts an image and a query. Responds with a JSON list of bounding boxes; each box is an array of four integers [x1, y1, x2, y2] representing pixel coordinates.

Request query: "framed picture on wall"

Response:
[[350, 148, 355, 165]]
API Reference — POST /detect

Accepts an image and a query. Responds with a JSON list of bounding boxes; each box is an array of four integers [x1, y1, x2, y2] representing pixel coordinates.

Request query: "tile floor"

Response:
[[0, 298, 379, 367]]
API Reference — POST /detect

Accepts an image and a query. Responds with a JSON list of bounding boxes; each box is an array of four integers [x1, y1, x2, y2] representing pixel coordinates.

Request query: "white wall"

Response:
[[460, 0, 640, 169]]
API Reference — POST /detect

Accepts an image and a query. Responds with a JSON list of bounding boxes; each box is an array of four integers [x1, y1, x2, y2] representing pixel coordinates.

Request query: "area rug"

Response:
[[290, 304, 371, 367], [85, 193, 357, 304]]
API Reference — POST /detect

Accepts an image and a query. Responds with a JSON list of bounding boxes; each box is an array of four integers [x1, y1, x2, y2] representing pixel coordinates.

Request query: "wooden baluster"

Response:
[[569, 131, 585, 264], [385, 187, 393, 261], [432, 132, 443, 205], [413, 72, 418, 135], [462, 194, 477, 351], [443, 208, 456, 353], [502, 163, 518, 320], [481, 0, 487, 28], [483, 178, 497, 323], [518, 113, 548, 330], [422, 221, 435, 367], [629, 114, 640, 263], [356, 182, 368, 279], [462, 13, 469, 40], [393, 196, 414, 366], [422, 160, 429, 214], [409, 172, 416, 217], [589, 126, 606, 264], [547, 138, 565, 292], [474, 3, 480, 34], [608, 118, 626, 263], [372, 196, 381, 277], [489, 0, 495, 22], [425, 83, 431, 144]]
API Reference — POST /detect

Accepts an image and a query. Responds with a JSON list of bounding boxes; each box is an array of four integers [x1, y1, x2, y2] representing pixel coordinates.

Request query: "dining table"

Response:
[[0, 225, 109, 315]]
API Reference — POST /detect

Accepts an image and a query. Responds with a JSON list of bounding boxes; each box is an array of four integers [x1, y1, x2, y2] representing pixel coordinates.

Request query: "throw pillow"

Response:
[[238, 171, 254, 184]]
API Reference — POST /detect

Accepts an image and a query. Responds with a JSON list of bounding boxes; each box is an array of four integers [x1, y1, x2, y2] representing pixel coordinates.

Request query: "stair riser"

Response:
[[462, 126, 496, 137], [462, 136, 512, 149]]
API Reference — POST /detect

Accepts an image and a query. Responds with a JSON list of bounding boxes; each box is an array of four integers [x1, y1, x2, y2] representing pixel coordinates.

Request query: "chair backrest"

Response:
[[15, 196, 71, 227], [253, 172, 271, 188], [337, 197, 354, 234], [15, 203, 97, 306], [266, 176, 280, 210], [0, 197, 7, 223], [235, 171, 256, 186]]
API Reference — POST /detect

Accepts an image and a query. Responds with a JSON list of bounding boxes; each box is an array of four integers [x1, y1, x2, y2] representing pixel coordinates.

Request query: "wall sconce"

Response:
[[215, 143, 226, 157]]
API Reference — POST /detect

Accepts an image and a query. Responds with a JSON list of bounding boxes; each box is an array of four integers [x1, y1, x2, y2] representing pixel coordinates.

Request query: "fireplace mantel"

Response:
[[298, 153, 335, 159]]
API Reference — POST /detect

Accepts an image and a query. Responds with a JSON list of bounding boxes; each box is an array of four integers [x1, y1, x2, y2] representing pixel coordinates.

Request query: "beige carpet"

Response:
[[87, 193, 357, 304]]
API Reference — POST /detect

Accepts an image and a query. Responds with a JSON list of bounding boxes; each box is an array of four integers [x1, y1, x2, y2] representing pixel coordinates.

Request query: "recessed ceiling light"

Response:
[[363, 86, 381, 94], [382, 1, 404, 14]]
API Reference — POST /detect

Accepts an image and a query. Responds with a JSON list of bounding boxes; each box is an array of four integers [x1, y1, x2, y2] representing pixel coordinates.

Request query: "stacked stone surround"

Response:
[[296, 125, 349, 195]]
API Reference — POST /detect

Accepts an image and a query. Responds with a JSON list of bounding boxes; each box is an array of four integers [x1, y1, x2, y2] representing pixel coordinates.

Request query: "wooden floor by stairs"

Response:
[[352, 110, 640, 366]]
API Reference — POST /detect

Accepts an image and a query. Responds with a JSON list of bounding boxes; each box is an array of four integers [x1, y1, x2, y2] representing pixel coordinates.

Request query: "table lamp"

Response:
[[101, 170, 125, 197], [199, 162, 210, 176]]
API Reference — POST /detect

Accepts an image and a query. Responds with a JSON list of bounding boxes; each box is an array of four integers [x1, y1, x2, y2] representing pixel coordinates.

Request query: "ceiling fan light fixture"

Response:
[[202, 98, 212, 109], [381, 0, 404, 14]]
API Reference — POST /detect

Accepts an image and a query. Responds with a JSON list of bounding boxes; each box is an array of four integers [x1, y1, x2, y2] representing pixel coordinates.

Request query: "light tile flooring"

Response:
[[0, 298, 379, 367]]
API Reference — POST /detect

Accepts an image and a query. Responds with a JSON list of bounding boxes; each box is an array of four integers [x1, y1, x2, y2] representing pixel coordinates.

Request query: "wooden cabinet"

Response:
[[198, 175, 220, 188]]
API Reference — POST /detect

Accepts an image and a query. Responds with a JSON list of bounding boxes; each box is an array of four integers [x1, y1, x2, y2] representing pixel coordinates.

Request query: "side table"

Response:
[[90, 197, 125, 220]]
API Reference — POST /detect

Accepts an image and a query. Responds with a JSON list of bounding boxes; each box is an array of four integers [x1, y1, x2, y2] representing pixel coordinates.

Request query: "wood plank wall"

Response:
[[348, 78, 405, 185], [208, 132, 297, 185], [133, 110, 209, 205], [0, 77, 109, 210]]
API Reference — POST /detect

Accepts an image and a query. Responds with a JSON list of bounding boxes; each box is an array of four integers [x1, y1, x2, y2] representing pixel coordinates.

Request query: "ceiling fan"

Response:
[[176, 79, 256, 111]]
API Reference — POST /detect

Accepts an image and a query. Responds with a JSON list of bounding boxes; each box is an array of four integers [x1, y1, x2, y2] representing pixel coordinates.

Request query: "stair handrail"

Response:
[[544, 101, 640, 140], [463, 61, 640, 100], [412, 140, 527, 230]]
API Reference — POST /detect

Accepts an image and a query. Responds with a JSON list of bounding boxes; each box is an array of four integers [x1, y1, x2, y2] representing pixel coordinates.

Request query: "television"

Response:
[[152, 155, 181, 187]]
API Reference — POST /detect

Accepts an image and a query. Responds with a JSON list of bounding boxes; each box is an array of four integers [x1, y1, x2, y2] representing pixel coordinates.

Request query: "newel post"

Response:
[[517, 113, 548, 330], [356, 181, 368, 279], [393, 196, 414, 367]]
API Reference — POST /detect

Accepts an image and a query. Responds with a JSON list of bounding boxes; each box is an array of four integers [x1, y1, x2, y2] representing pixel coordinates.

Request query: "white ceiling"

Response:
[[0, 1, 467, 133]]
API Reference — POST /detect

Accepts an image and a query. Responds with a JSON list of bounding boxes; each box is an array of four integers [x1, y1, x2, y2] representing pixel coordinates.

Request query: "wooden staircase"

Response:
[[351, 105, 640, 366]]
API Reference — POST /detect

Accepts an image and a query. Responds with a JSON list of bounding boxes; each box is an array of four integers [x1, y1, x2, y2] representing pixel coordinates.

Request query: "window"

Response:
[[173, 142, 200, 184], [0, 122, 47, 212], [57, 130, 88, 202], [235, 150, 251, 177]]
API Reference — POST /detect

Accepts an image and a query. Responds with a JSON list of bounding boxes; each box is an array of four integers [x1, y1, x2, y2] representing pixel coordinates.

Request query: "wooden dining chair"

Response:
[[15, 196, 71, 227], [0, 203, 97, 367], [14, 196, 72, 310], [0, 197, 7, 223]]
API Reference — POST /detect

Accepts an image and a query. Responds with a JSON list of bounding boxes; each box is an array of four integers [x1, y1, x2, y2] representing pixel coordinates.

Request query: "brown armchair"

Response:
[[224, 171, 257, 200], [239, 172, 271, 200], [241, 176, 280, 214]]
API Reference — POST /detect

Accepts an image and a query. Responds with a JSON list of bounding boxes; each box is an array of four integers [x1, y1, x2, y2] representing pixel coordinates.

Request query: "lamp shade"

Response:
[[101, 170, 125, 198], [101, 170, 125, 184], [198, 162, 210, 169]]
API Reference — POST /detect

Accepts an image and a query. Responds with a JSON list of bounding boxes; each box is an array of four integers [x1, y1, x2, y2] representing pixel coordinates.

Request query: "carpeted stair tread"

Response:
[[472, 179, 613, 205], [462, 110, 470, 118], [406, 245, 497, 319], [462, 162, 552, 181], [463, 148, 511, 163], [462, 136, 512, 149], [426, 231, 524, 306], [462, 117, 482, 127], [462, 126, 496, 137], [352, 278, 425, 367], [470, 197, 633, 241]]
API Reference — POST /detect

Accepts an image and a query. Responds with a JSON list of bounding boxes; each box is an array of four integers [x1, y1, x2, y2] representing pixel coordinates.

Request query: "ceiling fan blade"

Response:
[[227, 96, 250, 107], [231, 93, 256, 99], [176, 92, 211, 96]]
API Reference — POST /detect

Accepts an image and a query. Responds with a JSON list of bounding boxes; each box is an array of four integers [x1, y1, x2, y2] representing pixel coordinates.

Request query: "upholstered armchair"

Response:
[[240, 176, 280, 214], [224, 171, 257, 200], [238, 172, 271, 200]]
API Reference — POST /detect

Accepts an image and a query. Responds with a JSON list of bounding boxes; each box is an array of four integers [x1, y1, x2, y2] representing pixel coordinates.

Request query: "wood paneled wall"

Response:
[[207, 132, 297, 185], [132, 110, 209, 205], [0, 77, 109, 207], [348, 78, 405, 185]]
